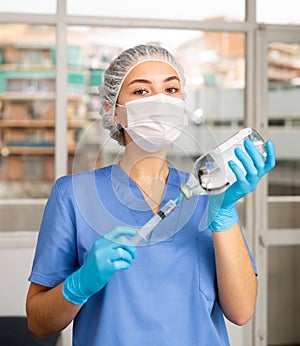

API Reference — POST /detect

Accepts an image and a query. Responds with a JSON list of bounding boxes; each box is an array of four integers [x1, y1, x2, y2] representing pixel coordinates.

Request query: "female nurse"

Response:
[[26, 44, 275, 346]]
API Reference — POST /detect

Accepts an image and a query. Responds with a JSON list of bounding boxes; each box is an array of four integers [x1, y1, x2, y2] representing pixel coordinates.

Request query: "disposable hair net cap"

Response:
[[99, 44, 186, 145]]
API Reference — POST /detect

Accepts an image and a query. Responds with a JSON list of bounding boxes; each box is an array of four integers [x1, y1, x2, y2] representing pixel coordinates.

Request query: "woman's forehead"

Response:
[[124, 60, 179, 83]]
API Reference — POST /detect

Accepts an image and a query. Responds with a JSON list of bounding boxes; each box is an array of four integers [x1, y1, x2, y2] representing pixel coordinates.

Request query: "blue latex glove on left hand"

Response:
[[208, 138, 276, 232]]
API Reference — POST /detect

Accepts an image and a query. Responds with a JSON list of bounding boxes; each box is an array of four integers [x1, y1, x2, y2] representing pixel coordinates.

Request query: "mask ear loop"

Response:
[[114, 104, 126, 131]]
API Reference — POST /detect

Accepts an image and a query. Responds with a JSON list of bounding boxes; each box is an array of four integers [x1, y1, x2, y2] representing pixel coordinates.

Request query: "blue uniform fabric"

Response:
[[29, 165, 257, 346]]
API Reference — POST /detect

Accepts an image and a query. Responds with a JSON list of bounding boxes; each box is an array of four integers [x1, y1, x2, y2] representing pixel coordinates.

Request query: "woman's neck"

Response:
[[119, 147, 169, 212], [119, 154, 168, 179]]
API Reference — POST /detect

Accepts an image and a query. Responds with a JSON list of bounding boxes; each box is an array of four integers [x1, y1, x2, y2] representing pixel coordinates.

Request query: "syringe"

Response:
[[130, 193, 183, 245]]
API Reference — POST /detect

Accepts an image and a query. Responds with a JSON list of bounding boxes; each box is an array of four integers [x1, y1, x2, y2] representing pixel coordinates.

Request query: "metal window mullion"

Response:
[[55, 0, 68, 178], [0, 13, 56, 24], [254, 27, 269, 346], [268, 196, 300, 203], [243, 2, 258, 344], [254, 182, 269, 346], [65, 15, 251, 32], [244, 4, 257, 238], [243, 1, 259, 343], [265, 229, 300, 246]]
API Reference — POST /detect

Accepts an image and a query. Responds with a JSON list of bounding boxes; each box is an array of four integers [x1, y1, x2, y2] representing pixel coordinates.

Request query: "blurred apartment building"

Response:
[[0, 28, 105, 197]]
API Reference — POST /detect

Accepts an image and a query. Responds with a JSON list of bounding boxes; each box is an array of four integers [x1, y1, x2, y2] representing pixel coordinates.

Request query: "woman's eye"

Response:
[[166, 87, 179, 94], [133, 89, 147, 95]]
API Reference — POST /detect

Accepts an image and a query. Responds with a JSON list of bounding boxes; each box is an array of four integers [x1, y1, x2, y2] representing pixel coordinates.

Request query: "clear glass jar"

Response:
[[180, 128, 267, 199]]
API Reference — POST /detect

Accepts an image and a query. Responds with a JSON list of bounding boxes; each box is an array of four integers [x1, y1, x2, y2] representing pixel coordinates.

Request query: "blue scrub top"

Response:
[[29, 165, 257, 346]]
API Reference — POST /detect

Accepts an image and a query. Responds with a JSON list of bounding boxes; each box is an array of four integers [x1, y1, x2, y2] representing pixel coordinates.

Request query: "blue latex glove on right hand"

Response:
[[208, 139, 276, 232], [63, 226, 137, 305]]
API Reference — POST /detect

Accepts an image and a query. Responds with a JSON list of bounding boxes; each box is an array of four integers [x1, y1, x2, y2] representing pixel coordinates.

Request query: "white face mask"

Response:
[[117, 93, 187, 152]]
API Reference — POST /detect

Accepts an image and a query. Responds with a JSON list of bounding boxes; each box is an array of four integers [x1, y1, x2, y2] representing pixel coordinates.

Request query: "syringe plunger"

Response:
[[130, 196, 181, 245]]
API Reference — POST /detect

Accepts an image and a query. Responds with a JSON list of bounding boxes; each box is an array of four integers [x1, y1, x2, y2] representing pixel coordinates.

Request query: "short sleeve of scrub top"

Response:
[[28, 179, 78, 287]]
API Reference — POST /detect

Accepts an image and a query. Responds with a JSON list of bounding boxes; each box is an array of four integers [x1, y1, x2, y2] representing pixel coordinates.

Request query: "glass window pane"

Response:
[[269, 201, 300, 229], [257, 0, 300, 25], [67, 27, 245, 175], [67, 0, 245, 21], [268, 246, 300, 345], [0, 1, 56, 14], [0, 24, 55, 198], [267, 42, 300, 196], [0, 201, 45, 231]]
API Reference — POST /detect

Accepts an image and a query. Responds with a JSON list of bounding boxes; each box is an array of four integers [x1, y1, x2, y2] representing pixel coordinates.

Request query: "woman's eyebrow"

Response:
[[127, 79, 151, 86], [127, 75, 180, 87], [164, 76, 180, 83]]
